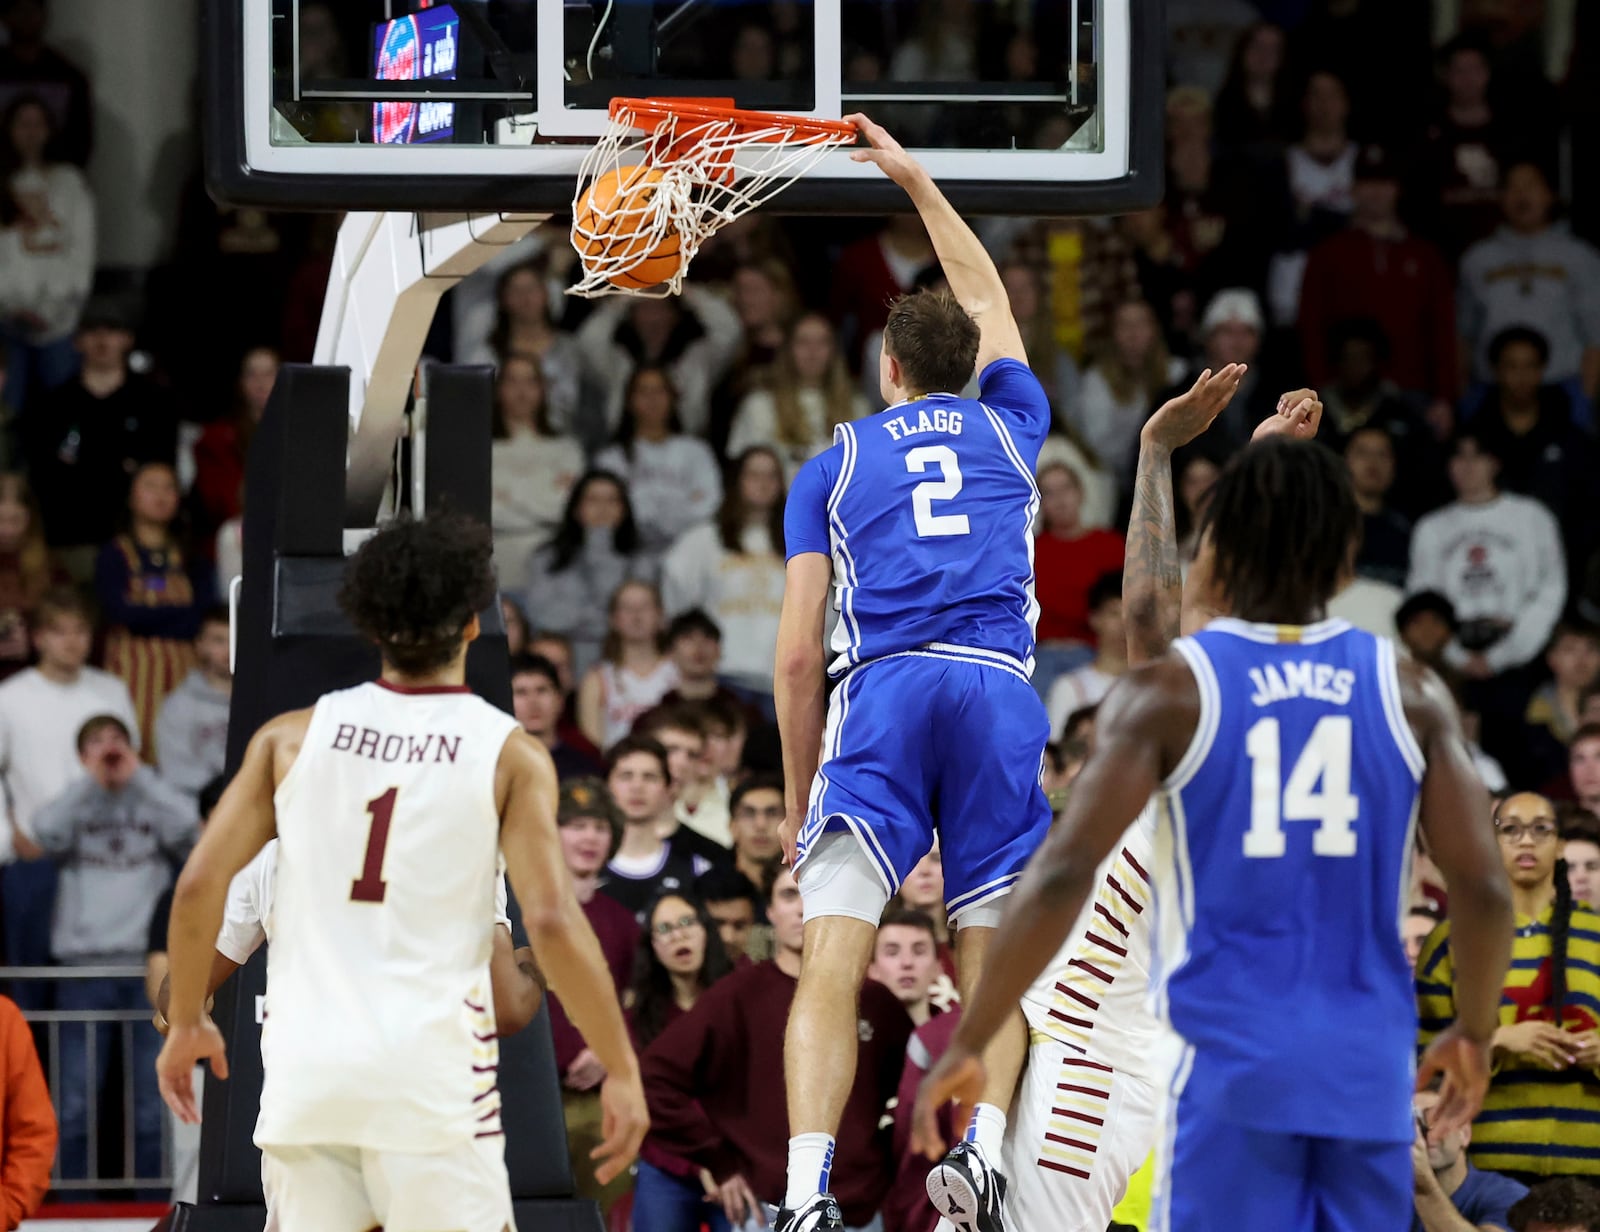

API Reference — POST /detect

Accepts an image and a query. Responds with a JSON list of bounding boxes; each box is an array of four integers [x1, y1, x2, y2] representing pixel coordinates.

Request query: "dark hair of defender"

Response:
[[338, 509, 497, 676], [1196, 437, 1362, 625]]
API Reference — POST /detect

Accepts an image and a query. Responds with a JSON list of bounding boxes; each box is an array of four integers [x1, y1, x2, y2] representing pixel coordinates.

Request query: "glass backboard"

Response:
[[204, 0, 1164, 215]]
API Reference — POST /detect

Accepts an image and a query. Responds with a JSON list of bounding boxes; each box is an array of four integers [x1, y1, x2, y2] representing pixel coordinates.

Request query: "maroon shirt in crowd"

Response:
[[882, 1008, 961, 1232], [1298, 228, 1458, 401], [642, 959, 912, 1226], [630, 1001, 700, 1181], [547, 892, 638, 1072]]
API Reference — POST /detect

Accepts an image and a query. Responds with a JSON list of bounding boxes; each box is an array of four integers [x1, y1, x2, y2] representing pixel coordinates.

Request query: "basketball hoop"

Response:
[[569, 97, 857, 298]]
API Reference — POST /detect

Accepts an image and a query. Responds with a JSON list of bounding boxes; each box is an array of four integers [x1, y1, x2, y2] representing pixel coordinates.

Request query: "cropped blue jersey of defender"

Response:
[[772, 115, 1053, 1232], [783, 359, 1052, 917], [917, 437, 1517, 1232]]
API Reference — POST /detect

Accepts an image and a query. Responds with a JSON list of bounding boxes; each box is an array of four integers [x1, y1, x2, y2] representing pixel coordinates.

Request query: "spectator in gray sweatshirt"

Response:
[[154, 606, 230, 803], [1459, 162, 1600, 408], [32, 714, 197, 1182], [525, 470, 660, 679]]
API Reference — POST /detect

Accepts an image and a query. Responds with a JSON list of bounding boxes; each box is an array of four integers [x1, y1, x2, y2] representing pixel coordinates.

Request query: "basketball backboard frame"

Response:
[[202, 0, 1166, 217]]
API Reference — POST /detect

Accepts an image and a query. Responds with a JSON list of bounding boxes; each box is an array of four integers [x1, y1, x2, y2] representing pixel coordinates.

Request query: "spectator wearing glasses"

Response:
[[630, 889, 736, 1232], [640, 865, 908, 1232], [1417, 792, 1600, 1186]]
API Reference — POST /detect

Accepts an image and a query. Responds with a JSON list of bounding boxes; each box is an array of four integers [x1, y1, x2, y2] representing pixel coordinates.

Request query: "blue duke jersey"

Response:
[[1152, 619, 1424, 1145], [785, 359, 1055, 921], [784, 359, 1051, 677]]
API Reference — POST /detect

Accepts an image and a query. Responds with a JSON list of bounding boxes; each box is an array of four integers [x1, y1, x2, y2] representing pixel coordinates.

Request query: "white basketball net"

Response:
[[568, 101, 854, 298]]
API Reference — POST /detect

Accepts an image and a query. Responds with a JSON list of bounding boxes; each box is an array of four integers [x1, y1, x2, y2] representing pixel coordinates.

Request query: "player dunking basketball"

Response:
[[774, 115, 1050, 1232], [155, 511, 648, 1232], [917, 438, 1517, 1232]]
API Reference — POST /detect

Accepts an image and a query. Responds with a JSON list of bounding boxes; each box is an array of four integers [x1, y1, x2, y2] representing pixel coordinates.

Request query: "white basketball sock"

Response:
[[784, 1133, 836, 1210], [964, 1103, 1007, 1164]]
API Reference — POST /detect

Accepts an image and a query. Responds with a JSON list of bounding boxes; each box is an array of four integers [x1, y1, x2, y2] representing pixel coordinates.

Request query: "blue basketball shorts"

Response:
[[1151, 1055, 1411, 1232], [793, 649, 1053, 925]]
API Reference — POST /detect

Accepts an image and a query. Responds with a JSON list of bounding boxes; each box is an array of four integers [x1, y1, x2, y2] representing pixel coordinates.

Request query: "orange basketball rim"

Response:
[[569, 97, 857, 299]]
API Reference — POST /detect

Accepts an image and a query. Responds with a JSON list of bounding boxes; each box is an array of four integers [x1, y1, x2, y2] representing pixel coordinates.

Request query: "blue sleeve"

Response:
[[783, 448, 838, 561], [1459, 1173, 1527, 1228], [978, 358, 1053, 455]]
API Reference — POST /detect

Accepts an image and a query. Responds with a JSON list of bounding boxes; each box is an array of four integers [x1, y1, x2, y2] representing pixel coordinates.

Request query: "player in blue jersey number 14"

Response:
[[915, 434, 1515, 1232]]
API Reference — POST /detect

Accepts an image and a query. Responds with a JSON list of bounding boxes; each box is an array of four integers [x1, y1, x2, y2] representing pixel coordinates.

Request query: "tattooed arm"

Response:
[[1124, 366, 1246, 665]]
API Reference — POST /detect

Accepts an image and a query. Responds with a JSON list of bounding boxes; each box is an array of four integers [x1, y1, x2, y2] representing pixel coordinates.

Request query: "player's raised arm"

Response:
[[496, 729, 647, 1182], [1402, 661, 1513, 1137], [157, 714, 289, 1122], [847, 113, 1024, 371], [911, 660, 1194, 1152], [1123, 366, 1248, 663]]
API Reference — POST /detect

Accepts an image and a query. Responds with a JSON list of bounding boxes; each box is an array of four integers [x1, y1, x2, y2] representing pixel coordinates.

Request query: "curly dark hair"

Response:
[[1198, 437, 1361, 624], [1509, 1178, 1600, 1232], [338, 510, 497, 675]]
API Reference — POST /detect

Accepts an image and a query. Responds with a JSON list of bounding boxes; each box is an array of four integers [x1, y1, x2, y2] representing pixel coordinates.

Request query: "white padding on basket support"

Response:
[[568, 105, 852, 298]]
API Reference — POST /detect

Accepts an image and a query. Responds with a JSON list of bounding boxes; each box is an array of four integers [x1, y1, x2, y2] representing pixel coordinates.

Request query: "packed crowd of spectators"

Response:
[[1, 0, 1599, 1227]]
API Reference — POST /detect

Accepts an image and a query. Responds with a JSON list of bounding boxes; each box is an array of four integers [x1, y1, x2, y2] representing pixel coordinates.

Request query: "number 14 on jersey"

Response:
[[1244, 716, 1359, 858]]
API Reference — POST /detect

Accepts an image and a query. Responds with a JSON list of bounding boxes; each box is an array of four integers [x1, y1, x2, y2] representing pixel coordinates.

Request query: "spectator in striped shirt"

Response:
[[1416, 791, 1600, 1186]]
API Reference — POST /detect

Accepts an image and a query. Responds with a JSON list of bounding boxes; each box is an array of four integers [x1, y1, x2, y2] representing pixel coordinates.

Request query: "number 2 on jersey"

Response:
[[1243, 716, 1358, 858], [905, 445, 970, 537], [351, 787, 398, 902]]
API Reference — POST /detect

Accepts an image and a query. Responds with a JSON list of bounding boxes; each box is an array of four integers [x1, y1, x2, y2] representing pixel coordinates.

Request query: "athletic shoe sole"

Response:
[[926, 1157, 1001, 1232]]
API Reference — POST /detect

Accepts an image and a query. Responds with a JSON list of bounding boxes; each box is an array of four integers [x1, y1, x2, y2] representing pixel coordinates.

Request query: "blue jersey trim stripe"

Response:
[[875, 647, 1032, 687], [924, 642, 1030, 677], [979, 403, 1042, 659], [1205, 617, 1352, 645], [1165, 639, 1221, 792], [1376, 636, 1425, 781], [1151, 1042, 1195, 1232], [828, 422, 863, 668]]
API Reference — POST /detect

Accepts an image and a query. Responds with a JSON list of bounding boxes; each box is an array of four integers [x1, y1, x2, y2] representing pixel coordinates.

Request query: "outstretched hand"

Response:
[[1416, 1023, 1491, 1145], [157, 1019, 230, 1124], [1140, 365, 1248, 452], [846, 114, 926, 188], [912, 1044, 986, 1161], [1252, 388, 1324, 442]]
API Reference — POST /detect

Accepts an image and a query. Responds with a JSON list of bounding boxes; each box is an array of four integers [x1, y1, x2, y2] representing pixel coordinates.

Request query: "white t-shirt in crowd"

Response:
[[0, 666, 140, 859], [1046, 664, 1118, 740], [1406, 493, 1566, 674]]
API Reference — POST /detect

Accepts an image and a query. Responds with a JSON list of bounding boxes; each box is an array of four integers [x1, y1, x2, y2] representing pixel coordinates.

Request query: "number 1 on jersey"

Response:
[[1243, 716, 1359, 858], [351, 786, 398, 903], [905, 445, 970, 537]]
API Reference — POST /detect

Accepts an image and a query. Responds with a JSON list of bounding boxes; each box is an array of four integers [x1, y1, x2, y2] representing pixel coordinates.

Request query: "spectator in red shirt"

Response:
[[829, 217, 937, 374], [642, 864, 911, 1231], [630, 889, 736, 1232], [1299, 144, 1458, 427], [547, 779, 641, 1214], [1032, 460, 1126, 703], [191, 346, 278, 552]]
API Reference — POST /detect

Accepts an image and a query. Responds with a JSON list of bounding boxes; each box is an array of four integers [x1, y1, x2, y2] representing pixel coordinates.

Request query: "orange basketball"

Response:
[[574, 165, 683, 290]]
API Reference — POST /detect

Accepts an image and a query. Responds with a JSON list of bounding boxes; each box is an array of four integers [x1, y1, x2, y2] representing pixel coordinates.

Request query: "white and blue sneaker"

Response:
[[775, 1192, 845, 1232], [926, 1140, 1009, 1232]]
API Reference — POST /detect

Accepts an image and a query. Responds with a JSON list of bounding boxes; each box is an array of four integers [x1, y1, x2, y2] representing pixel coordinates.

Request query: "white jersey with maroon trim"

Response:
[[253, 680, 520, 1154], [1021, 805, 1163, 1079]]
